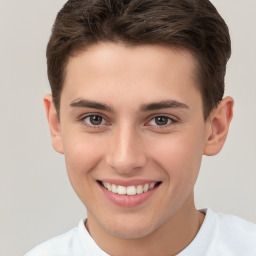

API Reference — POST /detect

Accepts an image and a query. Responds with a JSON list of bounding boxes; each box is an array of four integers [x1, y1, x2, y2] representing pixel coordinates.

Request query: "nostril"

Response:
[[106, 155, 148, 174]]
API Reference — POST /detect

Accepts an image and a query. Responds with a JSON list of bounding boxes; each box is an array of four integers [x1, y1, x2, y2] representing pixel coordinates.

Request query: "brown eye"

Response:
[[83, 115, 106, 126], [90, 115, 102, 125], [155, 116, 169, 125], [148, 116, 174, 126]]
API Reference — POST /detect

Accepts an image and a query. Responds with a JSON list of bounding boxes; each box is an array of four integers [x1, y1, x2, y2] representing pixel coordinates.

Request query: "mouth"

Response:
[[97, 180, 162, 196]]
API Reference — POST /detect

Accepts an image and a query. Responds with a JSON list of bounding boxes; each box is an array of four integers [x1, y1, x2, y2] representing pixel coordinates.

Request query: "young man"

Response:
[[25, 0, 256, 255]]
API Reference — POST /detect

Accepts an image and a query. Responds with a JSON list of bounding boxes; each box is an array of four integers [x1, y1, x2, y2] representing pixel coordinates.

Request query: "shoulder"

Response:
[[179, 209, 256, 256], [217, 210, 256, 231], [212, 209, 256, 255], [216, 211, 256, 241], [24, 218, 109, 256], [24, 225, 83, 256]]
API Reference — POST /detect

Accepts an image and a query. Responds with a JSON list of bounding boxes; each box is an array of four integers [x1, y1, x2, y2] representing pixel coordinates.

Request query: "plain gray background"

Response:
[[0, 1, 255, 255]]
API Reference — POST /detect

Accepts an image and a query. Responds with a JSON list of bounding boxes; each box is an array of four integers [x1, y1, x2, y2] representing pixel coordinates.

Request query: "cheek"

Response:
[[149, 132, 205, 184], [62, 134, 108, 205], [63, 134, 105, 181]]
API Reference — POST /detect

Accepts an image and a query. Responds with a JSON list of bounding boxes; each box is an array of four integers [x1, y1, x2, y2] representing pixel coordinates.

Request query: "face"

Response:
[[55, 43, 212, 239]]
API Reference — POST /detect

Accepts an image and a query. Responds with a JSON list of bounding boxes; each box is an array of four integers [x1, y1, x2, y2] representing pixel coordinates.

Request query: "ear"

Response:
[[43, 94, 64, 154], [204, 96, 234, 156]]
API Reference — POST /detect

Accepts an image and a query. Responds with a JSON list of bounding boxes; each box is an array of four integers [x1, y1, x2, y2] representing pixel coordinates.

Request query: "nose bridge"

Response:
[[106, 122, 147, 174]]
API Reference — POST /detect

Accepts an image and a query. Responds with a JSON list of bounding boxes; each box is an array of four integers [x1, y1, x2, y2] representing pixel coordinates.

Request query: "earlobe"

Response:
[[43, 94, 64, 154], [203, 96, 234, 156]]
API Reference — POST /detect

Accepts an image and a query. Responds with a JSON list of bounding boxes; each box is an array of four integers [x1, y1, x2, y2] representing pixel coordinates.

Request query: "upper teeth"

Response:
[[102, 182, 158, 195]]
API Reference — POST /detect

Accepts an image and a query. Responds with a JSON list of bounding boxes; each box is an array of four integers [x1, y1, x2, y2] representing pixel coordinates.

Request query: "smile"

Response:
[[98, 180, 161, 196]]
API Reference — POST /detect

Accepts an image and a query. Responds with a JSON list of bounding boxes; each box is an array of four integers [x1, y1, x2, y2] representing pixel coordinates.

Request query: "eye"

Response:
[[83, 114, 107, 126], [148, 116, 174, 126]]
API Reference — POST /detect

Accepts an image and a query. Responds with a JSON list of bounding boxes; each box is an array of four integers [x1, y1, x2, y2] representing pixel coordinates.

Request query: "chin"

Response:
[[109, 225, 154, 239], [102, 215, 161, 239]]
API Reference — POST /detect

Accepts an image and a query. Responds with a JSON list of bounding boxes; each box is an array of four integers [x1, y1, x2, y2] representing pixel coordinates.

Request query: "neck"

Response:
[[86, 194, 205, 256]]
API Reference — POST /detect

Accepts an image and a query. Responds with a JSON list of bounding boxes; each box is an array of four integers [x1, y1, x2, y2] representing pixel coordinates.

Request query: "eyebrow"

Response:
[[70, 98, 189, 112], [70, 99, 113, 112], [140, 100, 189, 111]]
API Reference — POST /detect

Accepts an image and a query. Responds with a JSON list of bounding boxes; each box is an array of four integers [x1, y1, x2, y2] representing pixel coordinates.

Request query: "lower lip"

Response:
[[98, 183, 160, 207]]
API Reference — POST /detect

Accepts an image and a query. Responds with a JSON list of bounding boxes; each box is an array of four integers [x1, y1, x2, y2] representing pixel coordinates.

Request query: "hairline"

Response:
[[55, 41, 205, 119]]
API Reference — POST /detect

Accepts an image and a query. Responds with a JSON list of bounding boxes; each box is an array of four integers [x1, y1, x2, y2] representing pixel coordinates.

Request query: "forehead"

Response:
[[62, 43, 201, 110], [66, 43, 198, 81]]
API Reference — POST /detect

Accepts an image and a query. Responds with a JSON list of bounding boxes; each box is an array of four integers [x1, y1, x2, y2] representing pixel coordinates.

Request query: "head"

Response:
[[47, 0, 231, 120], [44, 0, 233, 249]]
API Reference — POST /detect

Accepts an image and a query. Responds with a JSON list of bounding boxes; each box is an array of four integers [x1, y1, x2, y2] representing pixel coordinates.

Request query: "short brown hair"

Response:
[[47, 0, 231, 119]]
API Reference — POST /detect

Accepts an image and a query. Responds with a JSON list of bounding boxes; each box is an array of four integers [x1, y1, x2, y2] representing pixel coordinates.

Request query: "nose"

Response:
[[105, 125, 147, 175]]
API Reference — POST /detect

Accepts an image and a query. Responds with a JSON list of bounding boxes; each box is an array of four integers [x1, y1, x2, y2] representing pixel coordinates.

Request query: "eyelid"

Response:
[[78, 113, 111, 128], [84, 115, 107, 125], [145, 114, 178, 127], [77, 112, 179, 129]]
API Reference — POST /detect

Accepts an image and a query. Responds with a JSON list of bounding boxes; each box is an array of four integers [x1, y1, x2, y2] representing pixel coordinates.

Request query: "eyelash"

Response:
[[79, 113, 109, 129], [146, 115, 177, 128], [79, 114, 177, 129]]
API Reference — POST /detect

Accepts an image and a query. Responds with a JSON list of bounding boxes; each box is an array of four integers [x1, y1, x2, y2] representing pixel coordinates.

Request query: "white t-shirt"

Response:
[[25, 209, 256, 256]]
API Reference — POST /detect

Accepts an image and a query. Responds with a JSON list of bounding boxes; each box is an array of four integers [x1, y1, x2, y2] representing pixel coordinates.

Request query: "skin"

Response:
[[44, 43, 233, 255]]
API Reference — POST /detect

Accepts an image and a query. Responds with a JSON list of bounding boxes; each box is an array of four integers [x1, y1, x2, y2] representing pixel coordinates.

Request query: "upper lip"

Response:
[[98, 179, 161, 186]]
